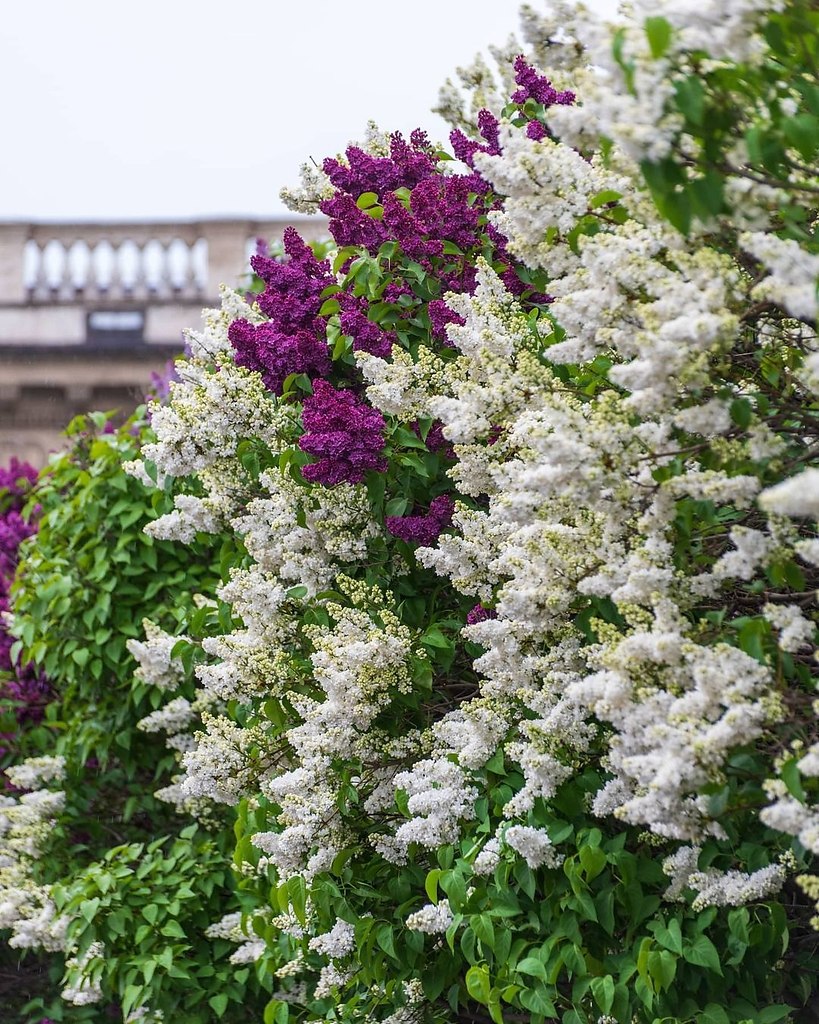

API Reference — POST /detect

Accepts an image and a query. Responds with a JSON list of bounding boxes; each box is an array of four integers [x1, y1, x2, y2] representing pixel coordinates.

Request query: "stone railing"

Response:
[[0, 217, 328, 340]]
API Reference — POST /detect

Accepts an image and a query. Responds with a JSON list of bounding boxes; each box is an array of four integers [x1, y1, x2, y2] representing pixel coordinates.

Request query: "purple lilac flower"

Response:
[[411, 419, 452, 456], [147, 360, 181, 404], [421, 421, 452, 455], [0, 461, 52, 761], [228, 319, 331, 395], [385, 494, 455, 546], [323, 132, 437, 200], [0, 667, 51, 751], [466, 604, 498, 625], [441, 263, 478, 295], [0, 511, 36, 584], [526, 120, 548, 141], [409, 176, 483, 253], [511, 56, 576, 107], [428, 299, 465, 342], [299, 380, 387, 486], [320, 192, 389, 252], [450, 109, 502, 172], [338, 295, 394, 358], [0, 458, 37, 497], [251, 227, 335, 331], [382, 193, 443, 261], [383, 281, 414, 305]]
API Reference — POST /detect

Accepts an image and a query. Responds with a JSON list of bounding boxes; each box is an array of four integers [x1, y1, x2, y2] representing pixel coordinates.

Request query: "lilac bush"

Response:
[[5, 2, 819, 1022]]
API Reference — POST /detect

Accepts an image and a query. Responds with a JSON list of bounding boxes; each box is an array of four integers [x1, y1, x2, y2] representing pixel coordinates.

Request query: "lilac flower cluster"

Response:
[[298, 380, 388, 486], [0, 510, 35, 587], [428, 299, 466, 342], [511, 55, 576, 108], [320, 129, 490, 292], [506, 56, 576, 141], [229, 227, 334, 393], [465, 603, 498, 626], [323, 130, 437, 199], [0, 461, 51, 760], [147, 359, 181, 403], [0, 461, 38, 666], [251, 227, 334, 328], [339, 294, 394, 358], [415, 420, 452, 455], [229, 319, 331, 394], [320, 192, 389, 252], [450, 109, 503, 173], [0, 458, 37, 497], [385, 494, 454, 547]]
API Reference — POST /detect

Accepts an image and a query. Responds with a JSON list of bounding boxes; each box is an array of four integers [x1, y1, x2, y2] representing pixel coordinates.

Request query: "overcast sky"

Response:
[[0, 0, 618, 222]]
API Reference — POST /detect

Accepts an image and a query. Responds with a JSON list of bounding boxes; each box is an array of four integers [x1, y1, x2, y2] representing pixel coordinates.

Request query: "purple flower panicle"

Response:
[[229, 319, 331, 395], [428, 299, 466, 342], [0, 461, 52, 761], [323, 131, 437, 200], [0, 458, 37, 497], [450, 108, 503, 171], [511, 56, 575, 107], [251, 227, 334, 331], [0, 511, 36, 582], [299, 381, 387, 486], [339, 295, 394, 358], [386, 494, 455, 547], [321, 192, 389, 252], [526, 120, 548, 141], [466, 604, 498, 625]]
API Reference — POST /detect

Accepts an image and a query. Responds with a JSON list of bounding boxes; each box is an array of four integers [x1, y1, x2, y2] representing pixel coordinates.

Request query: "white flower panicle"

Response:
[[405, 900, 454, 934]]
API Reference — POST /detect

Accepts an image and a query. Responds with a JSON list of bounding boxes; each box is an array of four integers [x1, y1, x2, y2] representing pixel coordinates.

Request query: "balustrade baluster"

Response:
[[109, 241, 124, 299]]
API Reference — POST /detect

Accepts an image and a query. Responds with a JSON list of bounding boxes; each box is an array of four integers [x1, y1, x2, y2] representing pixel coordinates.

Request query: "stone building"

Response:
[[0, 217, 327, 467]]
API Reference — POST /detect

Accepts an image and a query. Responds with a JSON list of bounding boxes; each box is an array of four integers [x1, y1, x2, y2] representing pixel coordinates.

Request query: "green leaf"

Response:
[[376, 923, 397, 959], [652, 918, 683, 954], [516, 956, 548, 981], [579, 845, 606, 881], [685, 935, 723, 975], [465, 964, 491, 1006], [122, 983, 144, 1018], [141, 904, 159, 925], [159, 920, 186, 938], [730, 398, 753, 428], [783, 113, 819, 161], [421, 626, 451, 649], [675, 77, 705, 125], [697, 1005, 730, 1024], [590, 975, 615, 1014], [728, 907, 750, 944], [209, 993, 229, 1017], [589, 189, 622, 208], [690, 172, 725, 218], [647, 949, 677, 992], [781, 757, 806, 802], [80, 897, 101, 923], [425, 868, 443, 903], [757, 1005, 796, 1024], [519, 987, 558, 1016], [472, 914, 495, 951], [644, 16, 673, 57]]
